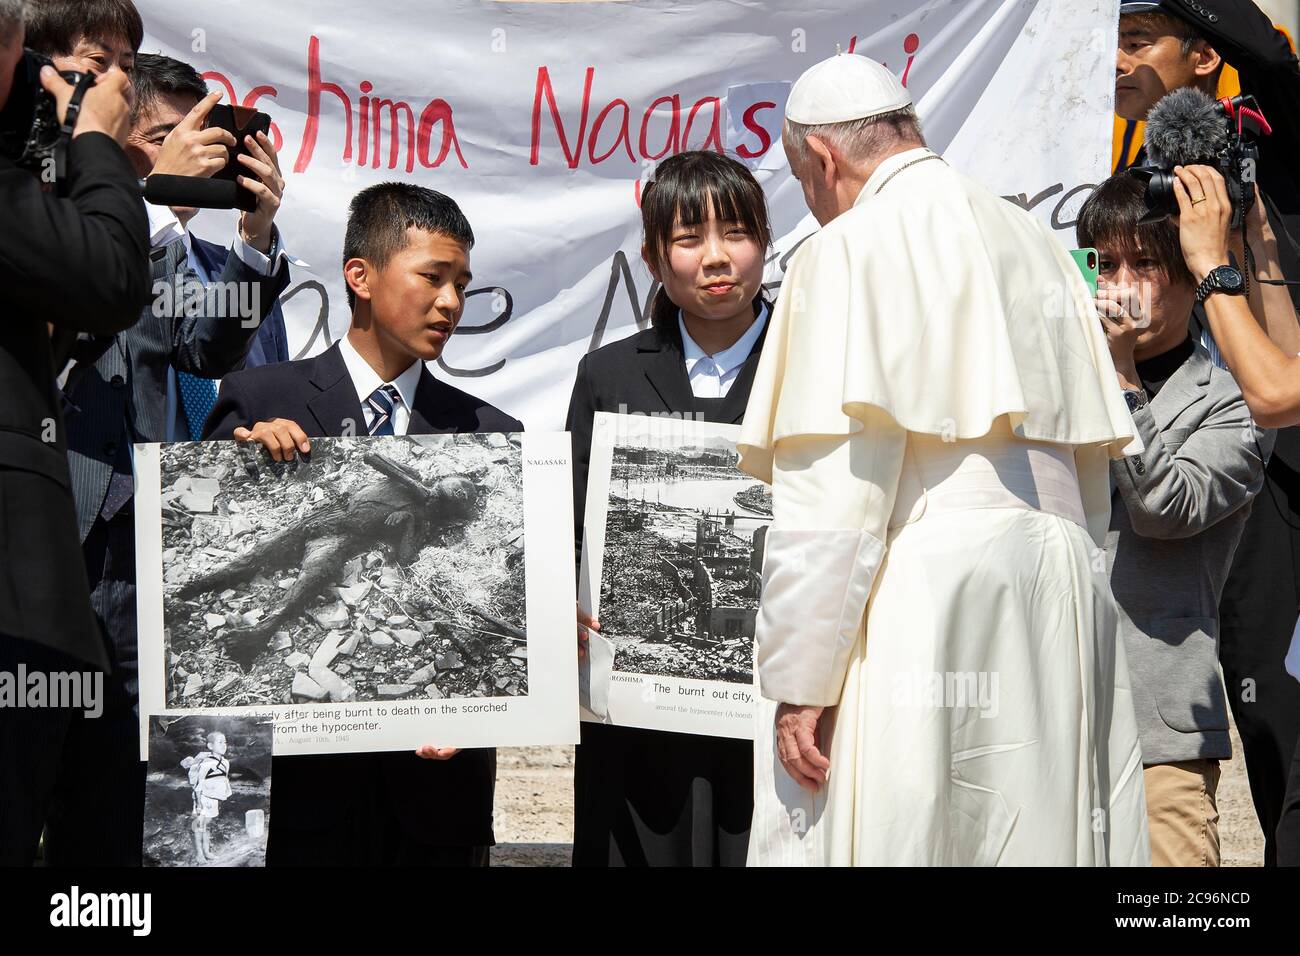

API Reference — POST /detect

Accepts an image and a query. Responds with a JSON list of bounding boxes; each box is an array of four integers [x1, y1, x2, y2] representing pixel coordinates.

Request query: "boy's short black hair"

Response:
[[1076, 173, 1193, 286], [130, 52, 207, 126], [23, 0, 142, 57], [342, 182, 474, 309]]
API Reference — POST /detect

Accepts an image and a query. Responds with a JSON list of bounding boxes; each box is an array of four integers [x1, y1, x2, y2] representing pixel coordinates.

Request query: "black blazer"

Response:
[[565, 316, 769, 539], [0, 132, 150, 666], [204, 342, 523, 845]]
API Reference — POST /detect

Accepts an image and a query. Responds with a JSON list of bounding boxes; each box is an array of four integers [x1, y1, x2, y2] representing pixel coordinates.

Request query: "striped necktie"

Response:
[[367, 384, 400, 436]]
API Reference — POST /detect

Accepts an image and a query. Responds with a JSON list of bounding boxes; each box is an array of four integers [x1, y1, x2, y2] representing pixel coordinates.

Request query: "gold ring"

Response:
[[1191, 196, 1207, 205]]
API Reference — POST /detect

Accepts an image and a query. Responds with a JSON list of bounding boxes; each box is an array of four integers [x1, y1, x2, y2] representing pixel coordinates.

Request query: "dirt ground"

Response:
[[490, 710, 1267, 867]]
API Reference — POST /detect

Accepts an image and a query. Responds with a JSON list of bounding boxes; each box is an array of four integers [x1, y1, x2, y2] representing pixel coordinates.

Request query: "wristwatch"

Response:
[[1123, 387, 1149, 413], [1195, 265, 1246, 304]]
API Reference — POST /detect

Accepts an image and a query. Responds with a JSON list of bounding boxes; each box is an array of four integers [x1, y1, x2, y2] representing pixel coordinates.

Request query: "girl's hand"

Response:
[[577, 603, 599, 659]]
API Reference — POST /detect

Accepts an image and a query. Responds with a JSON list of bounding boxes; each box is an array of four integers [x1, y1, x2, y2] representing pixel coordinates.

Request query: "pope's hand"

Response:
[[775, 703, 829, 792]]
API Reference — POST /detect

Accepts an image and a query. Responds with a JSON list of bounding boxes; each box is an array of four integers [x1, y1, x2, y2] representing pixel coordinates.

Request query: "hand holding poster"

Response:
[[136, 433, 578, 756]]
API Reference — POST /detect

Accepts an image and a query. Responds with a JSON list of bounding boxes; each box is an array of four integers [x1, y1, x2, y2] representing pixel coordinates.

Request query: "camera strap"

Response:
[[53, 72, 97, 187]]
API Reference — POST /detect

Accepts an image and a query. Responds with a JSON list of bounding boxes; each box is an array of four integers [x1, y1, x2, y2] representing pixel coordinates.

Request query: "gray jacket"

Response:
[[62, 234, 289, 540], [1106, 344, 1274, 766]]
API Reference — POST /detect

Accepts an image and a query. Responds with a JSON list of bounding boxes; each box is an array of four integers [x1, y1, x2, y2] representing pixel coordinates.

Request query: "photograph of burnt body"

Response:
[[160, 434, 528, 708]]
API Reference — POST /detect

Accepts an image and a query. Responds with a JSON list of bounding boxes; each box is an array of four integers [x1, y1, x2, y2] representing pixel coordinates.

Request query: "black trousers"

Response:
[[572, 722, 752, 867], [1280, 734, 1300, 866], [0, 632, 143, 866], [266, 757, 492, 867], [45, 508, 144, 866], [1219, 450, 1300, 866], [269, 822, 490, 867]]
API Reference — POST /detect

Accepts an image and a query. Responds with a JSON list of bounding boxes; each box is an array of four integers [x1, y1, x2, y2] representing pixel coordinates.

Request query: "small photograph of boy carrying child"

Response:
[[145, 715, 272, 867]]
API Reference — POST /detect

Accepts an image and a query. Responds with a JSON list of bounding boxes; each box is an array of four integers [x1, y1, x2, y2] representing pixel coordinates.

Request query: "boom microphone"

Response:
[[1128, 87, 1266, 227], [1143, 87, 1230, 168], [142, 174, 256, 212]]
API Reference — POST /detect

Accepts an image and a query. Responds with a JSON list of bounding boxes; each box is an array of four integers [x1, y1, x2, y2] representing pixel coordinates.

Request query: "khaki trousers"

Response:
[[1143, 759, 1221, 867]]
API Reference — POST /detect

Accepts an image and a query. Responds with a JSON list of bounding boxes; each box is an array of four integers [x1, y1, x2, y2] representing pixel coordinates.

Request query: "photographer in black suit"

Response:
[[0, 0, 150, 864], [26, 16, 291, 866]]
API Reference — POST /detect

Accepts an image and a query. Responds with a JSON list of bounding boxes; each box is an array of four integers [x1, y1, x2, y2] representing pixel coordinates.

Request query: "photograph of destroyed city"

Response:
[[596, 431, 769, 684]]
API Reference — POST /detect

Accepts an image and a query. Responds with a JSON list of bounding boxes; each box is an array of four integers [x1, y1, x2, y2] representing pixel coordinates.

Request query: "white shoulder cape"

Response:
[[739, 148, 1138, 483]]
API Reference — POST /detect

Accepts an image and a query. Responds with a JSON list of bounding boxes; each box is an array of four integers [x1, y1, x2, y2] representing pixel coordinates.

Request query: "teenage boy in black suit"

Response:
[[204, 183, 522, 865]]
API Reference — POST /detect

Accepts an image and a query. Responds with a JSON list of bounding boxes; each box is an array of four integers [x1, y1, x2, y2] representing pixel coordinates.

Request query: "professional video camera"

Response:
[[1129, 87, 1271, 229], [0, 49, 93, 193]]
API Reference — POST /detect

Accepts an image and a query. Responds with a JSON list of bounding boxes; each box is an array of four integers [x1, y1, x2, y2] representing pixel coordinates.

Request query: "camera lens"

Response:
[[1129, 167, 1179, 224]]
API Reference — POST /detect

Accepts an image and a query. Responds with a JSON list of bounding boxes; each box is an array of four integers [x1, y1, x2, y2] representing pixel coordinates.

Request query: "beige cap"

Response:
[[785, 52, 912, 125]]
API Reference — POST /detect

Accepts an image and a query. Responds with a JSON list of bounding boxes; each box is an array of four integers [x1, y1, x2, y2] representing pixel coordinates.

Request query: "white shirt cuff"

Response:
[[146, 202, 185, 249], [231, 227, 285, 277]]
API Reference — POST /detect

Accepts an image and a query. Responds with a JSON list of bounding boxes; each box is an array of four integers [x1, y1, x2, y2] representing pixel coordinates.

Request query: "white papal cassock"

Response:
[[739, 147, 1151, 866]]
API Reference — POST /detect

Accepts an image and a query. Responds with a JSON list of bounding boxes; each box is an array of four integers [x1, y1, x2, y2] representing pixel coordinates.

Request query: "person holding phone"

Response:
[[1077, 171, 1274, 866], [124, 53, 294, 442]]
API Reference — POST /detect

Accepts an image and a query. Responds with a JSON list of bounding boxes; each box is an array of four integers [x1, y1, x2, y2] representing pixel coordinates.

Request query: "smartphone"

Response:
[[1071, 247, 1099, 296], [206, 104, 273, 212]]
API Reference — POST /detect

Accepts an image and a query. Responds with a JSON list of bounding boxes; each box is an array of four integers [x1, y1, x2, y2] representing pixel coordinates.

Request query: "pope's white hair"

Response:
[[783, 105, 926, 171]]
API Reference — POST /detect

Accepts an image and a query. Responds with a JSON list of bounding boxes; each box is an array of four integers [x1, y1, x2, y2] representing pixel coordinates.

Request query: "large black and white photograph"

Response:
[[145, 714, 272, 868], [162, 434, 526, 707], [580, 413, 761, 739], [136, 432, 580, 755]]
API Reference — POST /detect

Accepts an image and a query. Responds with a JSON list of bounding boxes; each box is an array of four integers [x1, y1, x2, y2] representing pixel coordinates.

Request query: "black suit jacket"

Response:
[[0, 132, 150, 666], [565, 317, 769, 539], [204, 342, 523, 846]]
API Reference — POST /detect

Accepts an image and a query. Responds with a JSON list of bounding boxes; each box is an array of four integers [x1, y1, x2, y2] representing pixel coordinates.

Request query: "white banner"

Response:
[[139, 0, 1119, 428]]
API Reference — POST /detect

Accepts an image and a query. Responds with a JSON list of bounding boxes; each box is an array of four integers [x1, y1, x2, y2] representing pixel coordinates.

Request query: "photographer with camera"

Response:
[[1170, 161, 1300, 865], [1116, 0, 1300, 867], [1079, 171, 1273, 866], [0, 0, 151, 864], [39, 31, 291, 864], [1116, 1, 1300, 248]]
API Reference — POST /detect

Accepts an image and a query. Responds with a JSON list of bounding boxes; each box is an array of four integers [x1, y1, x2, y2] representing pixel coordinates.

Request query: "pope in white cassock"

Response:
[[739, 53, 1152, 866]]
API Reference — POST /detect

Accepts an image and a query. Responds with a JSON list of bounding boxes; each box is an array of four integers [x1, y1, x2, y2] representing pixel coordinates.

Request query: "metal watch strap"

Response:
[[1195, 266, 1242, 304]]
